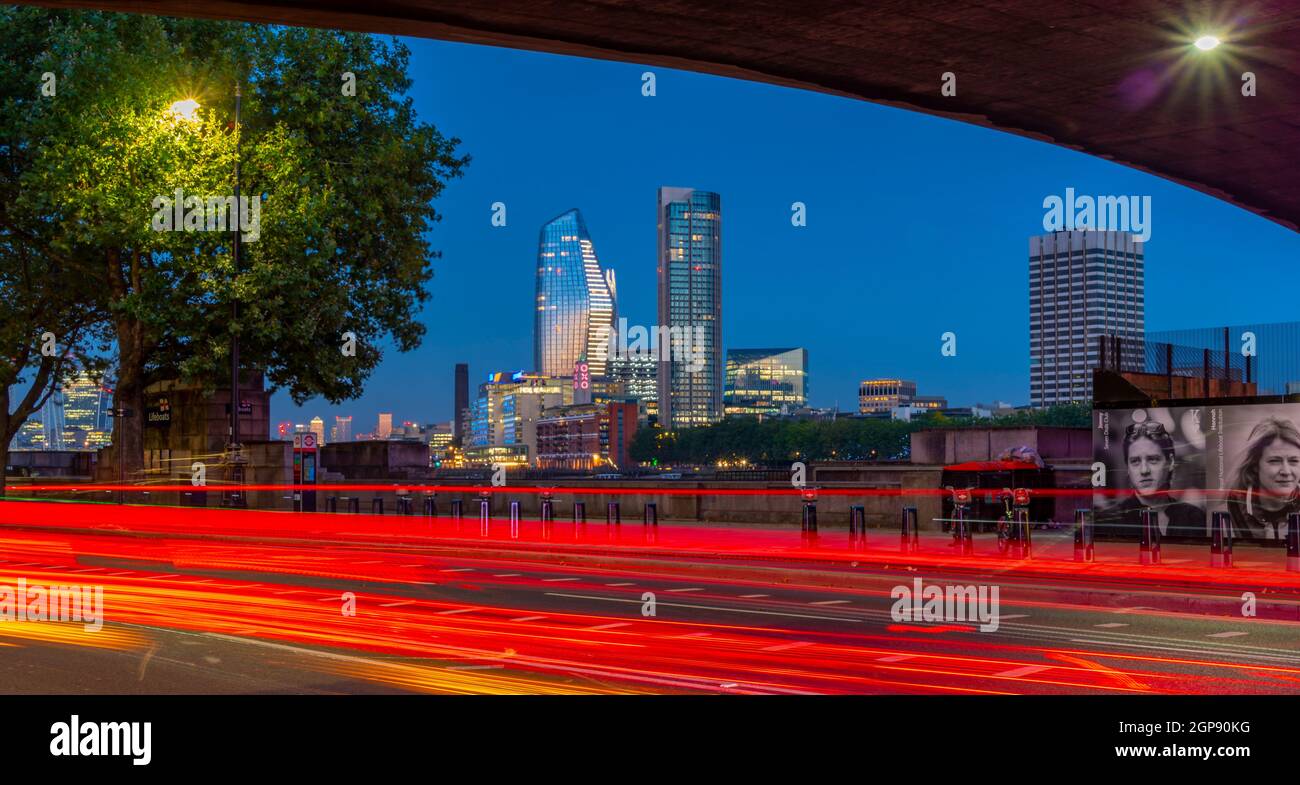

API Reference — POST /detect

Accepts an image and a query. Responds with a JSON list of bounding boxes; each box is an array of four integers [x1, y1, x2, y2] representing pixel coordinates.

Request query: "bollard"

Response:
[[900, 506, 919, 553], [398, 496, 413, 516], [451, 498, 464, 521], [644, 502, 658, 527], [1138, 507, 1160, 565], [327, 496, 338, 514], [1211, 510, 1233, 567], [607, 501, 621, 527], [574, 501, 587, 525], [372, 497, 384, 515], [801, 500, 818, 543], [540, 497, 554, 539], [1288, 513, 1300, 573], [479, 497, 491, 536], [1073, 509, 1094, 562], [849, 505, 865, 547], [509, 500, 521, 538], [423, 494, 436, 517], [347, 497, 360, 514]]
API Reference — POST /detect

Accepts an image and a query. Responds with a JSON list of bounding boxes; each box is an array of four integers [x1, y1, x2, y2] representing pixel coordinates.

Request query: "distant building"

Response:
[[1030, 230, 1144, 407], [609, 352, 658, 420], [858, 379, 946, 415], [657, 187, 723, 429], [536, 401, 639, 471], [309, 416, 326, 446], [453, 363, 469, 444], [333, 415, 352, 443], [465, 372, 572, 466], [724, 348, 808, 417], [534, 209, 617, 378], [377, 412, 392, 440]]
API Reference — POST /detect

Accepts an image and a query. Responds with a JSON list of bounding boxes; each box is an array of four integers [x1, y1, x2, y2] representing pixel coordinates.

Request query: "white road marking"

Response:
[[435, 607, 479, 615], [809, 600, 850, 606], [510, 615, 547, 622], [739, 594, 769, 599], [762, 641, 813, 652], [587, 622, 631, 630], [605, 582, 635, 587], [448, 664, 504, 671], [273, 590, 305, 595], [494, 573, 521, 578], [666, 587, 704, 593], [995, 664, 1051, 678], [400, 564, 423, 568], [543, 577, 580, 582], [545, 592, 850, 623], [998, 614, 1029, 620], [380, 600, 415, 608], [1095, 623, 1129, 628], [877, 654, 914, 663], [1207, 631, 1249, 638], [440, 568, 474, 573], [672, 632, 712, 639]]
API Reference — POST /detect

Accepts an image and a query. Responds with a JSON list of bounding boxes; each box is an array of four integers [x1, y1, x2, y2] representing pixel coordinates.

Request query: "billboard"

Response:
[[1094, 402, 1300, 541]]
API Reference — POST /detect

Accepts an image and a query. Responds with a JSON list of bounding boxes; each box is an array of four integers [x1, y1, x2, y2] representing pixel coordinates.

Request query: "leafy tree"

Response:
[[2, 9, 468, 479]]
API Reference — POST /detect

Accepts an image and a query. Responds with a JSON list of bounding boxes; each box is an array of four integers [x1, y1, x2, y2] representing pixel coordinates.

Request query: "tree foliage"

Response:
[[1, 8, 468, 477], [630, 404, 1093, 466]]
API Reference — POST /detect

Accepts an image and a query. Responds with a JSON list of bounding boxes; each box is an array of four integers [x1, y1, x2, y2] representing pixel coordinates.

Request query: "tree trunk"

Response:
[[111, 316, 146, 484]]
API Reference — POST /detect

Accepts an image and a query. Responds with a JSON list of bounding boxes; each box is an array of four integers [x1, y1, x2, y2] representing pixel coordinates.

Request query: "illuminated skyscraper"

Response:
[[309, 416, 325, 446], [724, 348, 808, 417], [377, 413, 393, 440], [657, 187, 722, 428], [60, 372, 112, 449], [534, 209, 617, 378], [1029, 230, 1144, 406], [333, 415, 352, 443]]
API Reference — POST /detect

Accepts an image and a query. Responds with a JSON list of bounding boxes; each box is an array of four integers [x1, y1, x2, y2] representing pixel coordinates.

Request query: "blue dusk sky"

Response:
[[273, 36, 1300, 434]]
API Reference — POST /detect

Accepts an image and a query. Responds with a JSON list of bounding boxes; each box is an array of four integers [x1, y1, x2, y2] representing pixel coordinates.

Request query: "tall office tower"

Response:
[[60, 372, 113, 449], [1029, 230, 1145, 407], [334, 415, 352, 443], [309, 416, 326, 446], [534, 209, 618, 378], [453, 363, 468, 444], [657, 187, 722, 429], [377, 412, 393, 440], [39, 393, 66, 450], [724, 348, 808, 417]]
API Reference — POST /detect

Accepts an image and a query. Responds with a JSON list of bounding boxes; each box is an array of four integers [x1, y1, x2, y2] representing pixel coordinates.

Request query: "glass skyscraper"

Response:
[[534, 209, 617, 378], [724, 348, 808, 417], [1029, 230, 1144, 407], [657, 187, 722, 428]]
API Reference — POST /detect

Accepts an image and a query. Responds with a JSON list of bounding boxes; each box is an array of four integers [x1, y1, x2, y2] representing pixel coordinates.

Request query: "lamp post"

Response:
[[227, 84, 246, 508]]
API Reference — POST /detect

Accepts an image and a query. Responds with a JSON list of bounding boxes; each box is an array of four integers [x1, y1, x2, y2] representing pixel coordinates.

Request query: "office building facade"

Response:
[[1030, 230, 1144, 406], [857, 379, 947, 415], [657, 187, 723, 429], [724, 348, 808, 417]]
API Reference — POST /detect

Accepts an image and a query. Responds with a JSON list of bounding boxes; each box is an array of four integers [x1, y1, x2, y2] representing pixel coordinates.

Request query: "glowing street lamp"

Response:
[[1193, 34, 1221, 51], [168, 98, 201, 122]]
